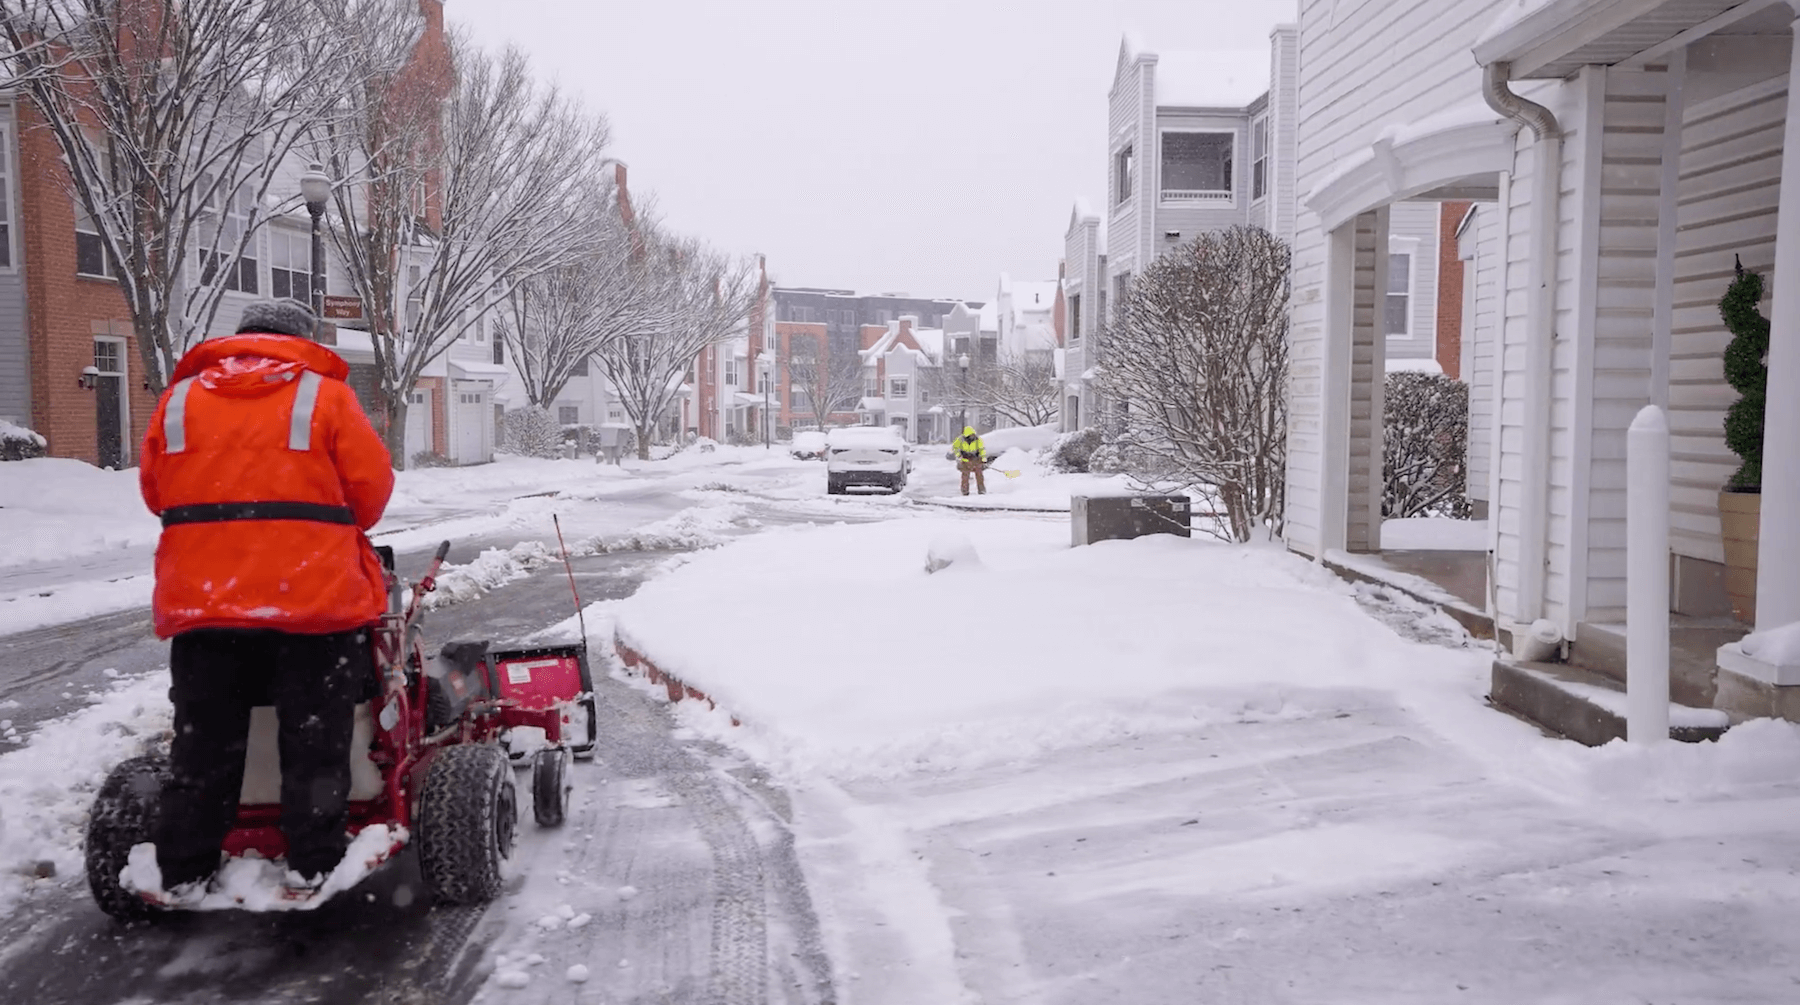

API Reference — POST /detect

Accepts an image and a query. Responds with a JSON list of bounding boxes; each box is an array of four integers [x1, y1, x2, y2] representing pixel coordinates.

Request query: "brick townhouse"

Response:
[[0, 0, 461, 468]]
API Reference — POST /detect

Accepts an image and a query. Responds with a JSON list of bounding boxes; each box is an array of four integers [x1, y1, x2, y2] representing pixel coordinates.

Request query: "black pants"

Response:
[[155, 627, 370, 886]]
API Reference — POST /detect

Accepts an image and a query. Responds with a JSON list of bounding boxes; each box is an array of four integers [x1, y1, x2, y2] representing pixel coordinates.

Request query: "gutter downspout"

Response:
[[1482, 60, 1563, 652]]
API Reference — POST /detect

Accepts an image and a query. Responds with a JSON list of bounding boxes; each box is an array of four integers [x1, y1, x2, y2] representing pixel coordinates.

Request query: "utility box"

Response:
[[1071, 494, 1192, 547]]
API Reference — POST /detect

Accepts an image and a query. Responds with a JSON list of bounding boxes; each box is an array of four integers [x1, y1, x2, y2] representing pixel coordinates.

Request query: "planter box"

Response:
[[1719, 489, 1760, 625]]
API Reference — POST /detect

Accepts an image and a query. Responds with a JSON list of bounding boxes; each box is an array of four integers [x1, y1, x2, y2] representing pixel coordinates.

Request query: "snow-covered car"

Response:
[[790, 430, 828, 460], [825, 426, 910, 494]]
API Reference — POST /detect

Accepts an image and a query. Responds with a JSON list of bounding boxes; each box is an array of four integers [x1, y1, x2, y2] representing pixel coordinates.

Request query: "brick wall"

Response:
[[1437, 201, 1472, 381], [18, 101, 154, 465]]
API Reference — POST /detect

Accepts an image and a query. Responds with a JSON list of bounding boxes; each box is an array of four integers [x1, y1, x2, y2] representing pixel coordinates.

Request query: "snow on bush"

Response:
[[1383, 371, 1471, 519], [0, 419, 47, 461], [1049, 427, 1104, 473], [503, 405, 562, 459]]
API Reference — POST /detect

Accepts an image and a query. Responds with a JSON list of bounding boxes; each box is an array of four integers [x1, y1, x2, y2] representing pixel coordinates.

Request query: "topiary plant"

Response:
[[1720, 255, 1768, 491]]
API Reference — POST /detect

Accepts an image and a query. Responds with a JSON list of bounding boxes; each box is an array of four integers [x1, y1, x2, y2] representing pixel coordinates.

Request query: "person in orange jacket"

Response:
[[138, 298, 395, 902]]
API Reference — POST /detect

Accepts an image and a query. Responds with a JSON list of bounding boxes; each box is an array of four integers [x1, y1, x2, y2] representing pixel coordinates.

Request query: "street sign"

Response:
[[322, 295, 363, 320]]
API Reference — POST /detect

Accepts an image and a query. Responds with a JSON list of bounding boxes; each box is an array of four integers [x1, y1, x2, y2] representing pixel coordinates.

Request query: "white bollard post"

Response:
[[1627, 405, 1671, 744]]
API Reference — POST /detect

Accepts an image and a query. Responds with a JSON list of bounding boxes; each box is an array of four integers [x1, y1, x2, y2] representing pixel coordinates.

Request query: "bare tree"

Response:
[[784, 332, 862, 429], [1096, 226, 1290, 542], [1383, 371, 1471, 519], [314, 33, 610, 463], [967, 348, 1060, 428], [0, 0, 363, 393], [595, 235, 757, 460], [495, 198, 652, 409]]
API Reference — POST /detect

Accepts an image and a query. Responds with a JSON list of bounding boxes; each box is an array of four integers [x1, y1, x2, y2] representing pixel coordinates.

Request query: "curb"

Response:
[[613, 633, 740, 726]]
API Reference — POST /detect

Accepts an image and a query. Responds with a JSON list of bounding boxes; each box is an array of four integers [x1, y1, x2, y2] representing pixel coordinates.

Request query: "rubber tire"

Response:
[[531, 747, 572, 828], [570, 695, 600, 761], [85, 755, 169, 923], [417, 744, 517, 905]]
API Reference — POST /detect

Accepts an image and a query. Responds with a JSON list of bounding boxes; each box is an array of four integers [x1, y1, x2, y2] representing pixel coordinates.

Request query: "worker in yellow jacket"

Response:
[[952, 426, 987, 496]]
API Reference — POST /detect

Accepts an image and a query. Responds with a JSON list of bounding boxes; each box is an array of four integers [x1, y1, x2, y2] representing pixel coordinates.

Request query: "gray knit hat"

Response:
[[235, 297, 318, 338]]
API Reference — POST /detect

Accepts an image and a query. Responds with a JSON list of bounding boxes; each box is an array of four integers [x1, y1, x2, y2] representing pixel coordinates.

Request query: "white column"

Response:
[[1757, 9, 1800, 630], [1628, 405, 1670, 743]]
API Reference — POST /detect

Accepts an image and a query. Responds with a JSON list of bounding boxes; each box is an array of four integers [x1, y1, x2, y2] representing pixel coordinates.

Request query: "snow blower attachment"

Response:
[[85, 538, 574, 921], [485, 514, 599, 826]]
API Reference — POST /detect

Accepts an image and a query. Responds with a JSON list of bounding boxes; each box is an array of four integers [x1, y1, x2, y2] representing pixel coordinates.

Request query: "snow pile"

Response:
[[425, 539, 559, 608], [1740, 621, 1800, 666], [0, 670, 172, 915], [122, 824, 405, 911], [576, 500, 752, 554], [613, 517, 1496, 779], [924, 533, 981, 574], [978, 423, 1060, 454], [0, 458, 159, 568], [1529, 717, 1800, 803]]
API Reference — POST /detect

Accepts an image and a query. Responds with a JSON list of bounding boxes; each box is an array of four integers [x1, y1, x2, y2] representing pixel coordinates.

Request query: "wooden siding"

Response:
[[1288, 0, 1524, 557], [1668, 74, 1785, 564], [1106, 57, 1149, 290], [1348, 210, 1384, 552], [1467, 202, 1504, 504], [1579, 67, 1675, 625]]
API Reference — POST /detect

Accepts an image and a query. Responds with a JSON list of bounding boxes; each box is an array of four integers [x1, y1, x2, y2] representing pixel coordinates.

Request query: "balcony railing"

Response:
[[1161, 189, 1233, 202]]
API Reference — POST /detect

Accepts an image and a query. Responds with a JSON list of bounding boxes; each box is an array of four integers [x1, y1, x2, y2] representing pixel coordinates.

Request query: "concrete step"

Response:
[[1490, 658, 1730, 746], [1570, 619, 1746, 710]]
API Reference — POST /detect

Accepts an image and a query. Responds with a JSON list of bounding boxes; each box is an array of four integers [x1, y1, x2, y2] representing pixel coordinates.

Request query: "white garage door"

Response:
[[453, 385, 492, 464], [404, 388, 432, 465]]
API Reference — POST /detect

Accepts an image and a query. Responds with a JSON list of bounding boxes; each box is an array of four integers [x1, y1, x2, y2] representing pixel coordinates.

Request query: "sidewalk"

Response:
[[607, 514, 1800, 1004]]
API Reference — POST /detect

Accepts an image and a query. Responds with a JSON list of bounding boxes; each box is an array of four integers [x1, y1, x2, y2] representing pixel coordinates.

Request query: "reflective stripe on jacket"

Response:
[[954, 436, 985, 461], [140, 332, 395, 638]]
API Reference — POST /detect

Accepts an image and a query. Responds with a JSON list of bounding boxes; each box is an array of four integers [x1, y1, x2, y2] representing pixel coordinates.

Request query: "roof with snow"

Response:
[[1155, 49, 1270, 109], [977, 303, 998, 333]]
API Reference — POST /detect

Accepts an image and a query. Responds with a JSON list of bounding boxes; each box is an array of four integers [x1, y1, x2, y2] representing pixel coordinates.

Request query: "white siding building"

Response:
[[1061, 25, 1448, 432], [1288, 0, 1800, 723]]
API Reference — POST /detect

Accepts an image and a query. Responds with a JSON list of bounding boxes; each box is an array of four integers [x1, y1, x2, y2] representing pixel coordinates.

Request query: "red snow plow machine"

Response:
[[85, 529, 598, 921]]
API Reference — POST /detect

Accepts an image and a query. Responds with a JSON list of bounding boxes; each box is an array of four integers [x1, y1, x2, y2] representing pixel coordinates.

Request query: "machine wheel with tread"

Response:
[[85, 755, 169, 923], [531, 747, 573, 827], [417, 744, 517, 904]]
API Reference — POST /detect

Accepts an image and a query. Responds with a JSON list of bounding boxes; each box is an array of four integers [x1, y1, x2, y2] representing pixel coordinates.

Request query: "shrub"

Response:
[[1720, 258, 1768, 491], [503, 406, 561, 459], [1383, 371, 1471, 520], [1049, 427, 1104, 473], [1, 420, 47, 461]]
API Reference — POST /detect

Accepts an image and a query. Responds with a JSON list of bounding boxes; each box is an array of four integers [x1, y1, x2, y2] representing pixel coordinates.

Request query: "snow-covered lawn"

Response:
[[611, 516, 1800, 1002]]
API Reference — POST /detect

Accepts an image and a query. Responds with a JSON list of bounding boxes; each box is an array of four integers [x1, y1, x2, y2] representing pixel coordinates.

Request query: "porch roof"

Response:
[[1474, 0, 1788, 79]]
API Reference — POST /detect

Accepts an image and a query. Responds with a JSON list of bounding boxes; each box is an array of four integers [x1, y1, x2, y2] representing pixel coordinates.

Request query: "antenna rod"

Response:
[[553, 514, 587, 645]]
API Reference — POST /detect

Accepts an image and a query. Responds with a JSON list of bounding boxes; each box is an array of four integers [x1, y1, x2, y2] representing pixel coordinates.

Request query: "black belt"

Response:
[[161, 502, 357, 528]]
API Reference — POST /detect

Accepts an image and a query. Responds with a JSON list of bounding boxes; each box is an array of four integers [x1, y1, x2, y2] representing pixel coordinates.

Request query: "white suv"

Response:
[[825, 426, 910, 494]]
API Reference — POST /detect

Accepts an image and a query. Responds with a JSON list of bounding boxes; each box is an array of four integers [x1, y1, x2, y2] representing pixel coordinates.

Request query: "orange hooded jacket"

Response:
[[139, 333, 395, 639]]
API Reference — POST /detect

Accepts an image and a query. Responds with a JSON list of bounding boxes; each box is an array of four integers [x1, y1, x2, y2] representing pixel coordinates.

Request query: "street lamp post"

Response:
[[957, 352, 970, 433], [299, 163, 331, 337], [760, 357, 772, 450]]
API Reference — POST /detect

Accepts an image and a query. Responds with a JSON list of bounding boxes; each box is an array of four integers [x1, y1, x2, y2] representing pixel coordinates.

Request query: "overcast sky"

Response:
[[448, 0, 1299, 305]]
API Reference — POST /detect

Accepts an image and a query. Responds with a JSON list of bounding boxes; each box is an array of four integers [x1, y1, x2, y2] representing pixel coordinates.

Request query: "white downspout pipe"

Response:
[[1483, 61, 1564, 652]]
